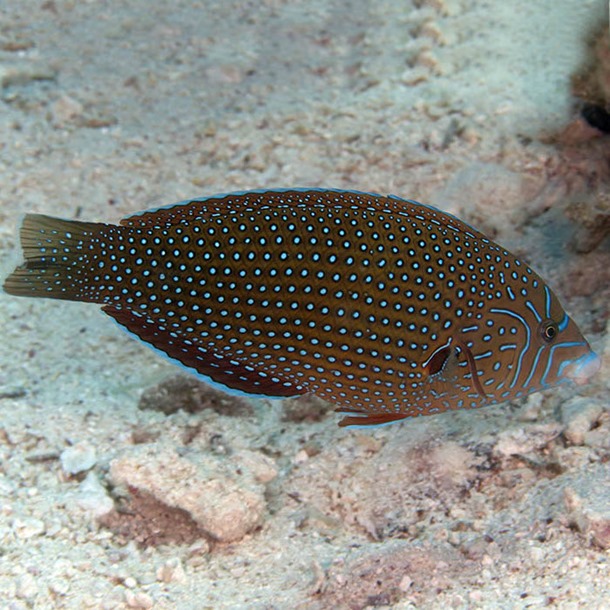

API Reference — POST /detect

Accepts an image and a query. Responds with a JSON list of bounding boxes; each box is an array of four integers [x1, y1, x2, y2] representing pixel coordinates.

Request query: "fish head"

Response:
[[536, 310, 600, 388], [521, 283, 600, 390], [479, 282, 600, 401]]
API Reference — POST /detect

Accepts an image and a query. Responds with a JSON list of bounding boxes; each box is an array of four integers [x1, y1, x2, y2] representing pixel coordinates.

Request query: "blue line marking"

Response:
[[490, 307, 531, 389], [558, 313, 569, 332], [525, 300, 542, 323], [522, 345, 544, 388], [499, 343, 517, 351], [544, 286, 552, 319], [542, 340, 587, 384]]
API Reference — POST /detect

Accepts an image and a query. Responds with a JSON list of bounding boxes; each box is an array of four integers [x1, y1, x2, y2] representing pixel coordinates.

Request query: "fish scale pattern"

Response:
[[3, 189, 599, 426]]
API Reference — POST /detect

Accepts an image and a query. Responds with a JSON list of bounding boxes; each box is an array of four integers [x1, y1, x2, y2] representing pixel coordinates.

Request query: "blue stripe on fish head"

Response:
[[482, 275, 595, 400]]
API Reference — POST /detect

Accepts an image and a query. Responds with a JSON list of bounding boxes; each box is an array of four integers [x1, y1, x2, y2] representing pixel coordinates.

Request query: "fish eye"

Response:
[[539, 320, 559, 343]]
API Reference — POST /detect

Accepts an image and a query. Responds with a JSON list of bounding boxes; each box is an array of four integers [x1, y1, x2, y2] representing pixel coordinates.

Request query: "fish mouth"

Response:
[[563, 351, 601, 386]]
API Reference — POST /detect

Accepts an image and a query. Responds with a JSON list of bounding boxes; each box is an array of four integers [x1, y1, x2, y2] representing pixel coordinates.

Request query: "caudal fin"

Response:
[[3, 213, 110, 303]]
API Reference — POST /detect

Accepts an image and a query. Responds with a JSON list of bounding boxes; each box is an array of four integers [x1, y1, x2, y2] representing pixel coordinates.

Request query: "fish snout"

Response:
[[565, 350, 601, 386]]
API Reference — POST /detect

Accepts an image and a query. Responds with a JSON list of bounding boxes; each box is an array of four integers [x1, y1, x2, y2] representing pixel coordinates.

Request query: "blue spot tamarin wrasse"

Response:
[[3, 189, 600, 426]]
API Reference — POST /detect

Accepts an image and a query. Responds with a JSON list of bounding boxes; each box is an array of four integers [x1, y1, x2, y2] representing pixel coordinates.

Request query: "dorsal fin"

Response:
[[119, 189, 491, 244], [119, 189, 305, 228], [102, 306, 306, 399]]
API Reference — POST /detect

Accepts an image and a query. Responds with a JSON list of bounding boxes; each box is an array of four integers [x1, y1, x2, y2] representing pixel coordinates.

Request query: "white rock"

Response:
[[75, 472, 114, 518], [12, 517, 45, 539], [564, 465, 610, 549], [156, 558, 187, 584], [561, 397, 604, 445], [16, 573, 38, 600], [493, 423, 563, 457], [60, 442, 97, 475], [235, 449, 278, 484], [109, 444, 276, 542], [124, 590, 154, 609]]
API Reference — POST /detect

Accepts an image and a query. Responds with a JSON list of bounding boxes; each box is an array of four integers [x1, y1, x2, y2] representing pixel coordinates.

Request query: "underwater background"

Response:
[[0, 1, 608, 608]]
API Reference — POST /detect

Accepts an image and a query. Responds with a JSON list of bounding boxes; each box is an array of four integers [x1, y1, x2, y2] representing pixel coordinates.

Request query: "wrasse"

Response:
[[3, 189, 600, 426]]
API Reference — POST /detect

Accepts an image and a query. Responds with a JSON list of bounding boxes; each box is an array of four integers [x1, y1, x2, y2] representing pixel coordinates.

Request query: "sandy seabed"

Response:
[[0, 1, 609, 608]]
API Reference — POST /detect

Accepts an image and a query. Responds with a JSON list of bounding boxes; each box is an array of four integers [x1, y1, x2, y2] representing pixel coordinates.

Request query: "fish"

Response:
[[3, 188, 600, 426]]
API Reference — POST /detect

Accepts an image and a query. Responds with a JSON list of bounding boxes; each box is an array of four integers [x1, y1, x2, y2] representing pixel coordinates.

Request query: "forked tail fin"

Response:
[[3, 213, 111, 303]]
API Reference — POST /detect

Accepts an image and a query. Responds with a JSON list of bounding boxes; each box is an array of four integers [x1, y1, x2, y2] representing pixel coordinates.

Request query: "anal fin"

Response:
[[336, 409, 410, 428], [102, 306, 305, 399]]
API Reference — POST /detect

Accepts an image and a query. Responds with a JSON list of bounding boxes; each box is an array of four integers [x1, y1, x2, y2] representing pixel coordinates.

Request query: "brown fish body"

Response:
[[3, 189, 599, 426]]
